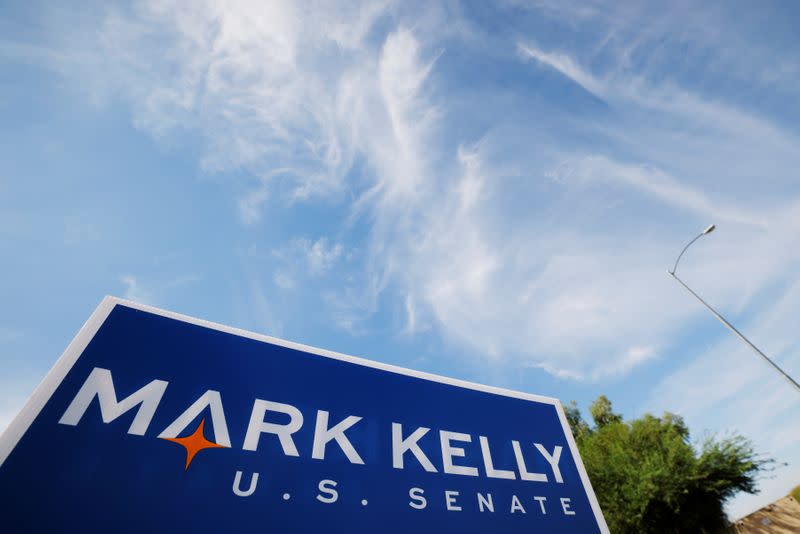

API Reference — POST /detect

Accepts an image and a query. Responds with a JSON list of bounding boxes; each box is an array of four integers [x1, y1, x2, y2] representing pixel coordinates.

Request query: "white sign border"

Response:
[[0, 295, 609, 533]]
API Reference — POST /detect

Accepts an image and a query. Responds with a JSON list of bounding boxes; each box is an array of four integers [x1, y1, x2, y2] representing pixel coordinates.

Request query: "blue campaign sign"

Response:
[[0, 297, 608, 533]]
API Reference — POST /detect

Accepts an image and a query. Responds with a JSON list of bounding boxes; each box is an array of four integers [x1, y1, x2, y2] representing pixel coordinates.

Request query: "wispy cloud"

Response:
[[119, 272, 203, 305], [273, 272, 295, 290], [89, 0, 402, 205], [603, 345, 658, 380], [553, 155, 767, 228], [246, 275, 284, 337], [56, 0, 792, 389], [273, 237, 346, 277], [238, 186, 269, 225], [120, 274, 153, 304], [518, 42, 605, 97], [14, 0, 784, 393], [305, 238, 344, 276]]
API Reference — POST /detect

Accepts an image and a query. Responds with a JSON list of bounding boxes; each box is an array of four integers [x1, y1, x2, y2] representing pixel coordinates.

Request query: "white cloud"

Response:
[[651, 278, 800, 418], [403, 295, 417, 335], [527, 362, 584, 381], [246, 275, 284, 336], [273, 272, 295, 290], [93, 0, 396, 203], [306, 238, 344, 275], [274, 237, 345, 277], [518, 42, 605, 97], [119, 272, 202, 305], [120, 275, 153, 304], [559, 156, 767, 228], [531, 0, 800, 95], [30, 0, 799, 388], [350, 121, 787, 379], [601, 345, 658, 379], [238, 186, 269, 225]]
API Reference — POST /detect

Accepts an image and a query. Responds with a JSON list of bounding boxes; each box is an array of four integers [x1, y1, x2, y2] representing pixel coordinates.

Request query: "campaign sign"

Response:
[[0, 297, 608, 533]]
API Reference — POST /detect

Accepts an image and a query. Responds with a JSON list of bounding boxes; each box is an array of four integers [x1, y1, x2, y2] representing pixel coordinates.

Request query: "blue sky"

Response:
[[2, 0, 799, 519]]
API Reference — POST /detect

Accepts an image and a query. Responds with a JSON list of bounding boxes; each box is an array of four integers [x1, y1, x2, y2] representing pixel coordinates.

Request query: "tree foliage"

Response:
[[567, 396, 773, 533]]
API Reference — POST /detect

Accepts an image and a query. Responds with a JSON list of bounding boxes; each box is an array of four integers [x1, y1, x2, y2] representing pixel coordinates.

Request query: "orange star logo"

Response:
[[162, 418, 227, 470]]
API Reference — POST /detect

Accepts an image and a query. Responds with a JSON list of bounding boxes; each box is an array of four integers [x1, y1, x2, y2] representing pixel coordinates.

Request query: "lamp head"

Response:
[[703, 224, 716, 235]]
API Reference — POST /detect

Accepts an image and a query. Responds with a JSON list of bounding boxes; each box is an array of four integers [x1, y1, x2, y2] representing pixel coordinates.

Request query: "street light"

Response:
[[668, 224, 800, 393], [670, 224, 715, 275]]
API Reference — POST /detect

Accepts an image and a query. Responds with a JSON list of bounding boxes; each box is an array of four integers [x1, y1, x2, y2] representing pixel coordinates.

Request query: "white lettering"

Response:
[[477, 492, 494, 512], [534, 496, 547, 514], [440, 431, 478, 476], [158, 390, 231, 446], [317, 479, 339, 503], [561, 497, 575, 515], [243, 399, 303, 455], [445, 490, 461, 511], [312, 411, 364, 464], [479, 436, 516, 479], [232, 471, 259, 497], [512, 440, 547, 482], [392, 424, 437, 472], [535, 443, 564, 483], [409, 487, 427, 509], [58, 367, 167, 436], [510, 495, 526, 514]]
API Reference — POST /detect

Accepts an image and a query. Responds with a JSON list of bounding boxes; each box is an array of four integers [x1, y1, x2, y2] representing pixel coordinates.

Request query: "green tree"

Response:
[[564, 400, 591, 440], [567, 396, 773, 533], [589, 395, 623, 428]]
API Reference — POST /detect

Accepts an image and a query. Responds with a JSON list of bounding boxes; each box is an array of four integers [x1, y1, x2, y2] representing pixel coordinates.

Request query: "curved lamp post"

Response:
[[668, 224, 800, 393]]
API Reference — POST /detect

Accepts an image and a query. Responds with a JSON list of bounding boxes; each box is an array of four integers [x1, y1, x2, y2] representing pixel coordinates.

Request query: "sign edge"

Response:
[[0, 296, 117, 467]]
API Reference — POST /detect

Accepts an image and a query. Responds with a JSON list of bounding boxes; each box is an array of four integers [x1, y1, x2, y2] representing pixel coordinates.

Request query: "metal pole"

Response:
[[669, 271, 800, 393]]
